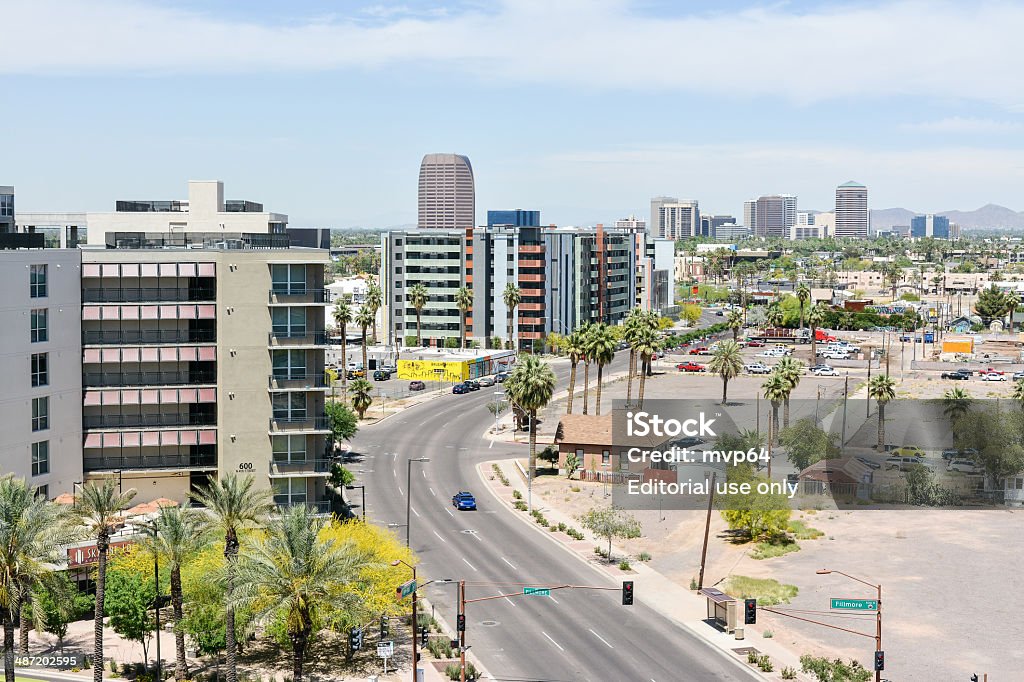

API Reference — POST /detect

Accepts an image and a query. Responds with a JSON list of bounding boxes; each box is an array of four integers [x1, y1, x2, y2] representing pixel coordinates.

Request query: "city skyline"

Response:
[[3, 1, 1024, 227]]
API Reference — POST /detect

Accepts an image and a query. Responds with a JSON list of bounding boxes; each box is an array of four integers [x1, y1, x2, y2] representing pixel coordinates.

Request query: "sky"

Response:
[[3, 0, 1024, 227]]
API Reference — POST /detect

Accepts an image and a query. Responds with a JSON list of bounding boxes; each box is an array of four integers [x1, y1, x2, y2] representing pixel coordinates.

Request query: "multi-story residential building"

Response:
[[635, 235, 675, 313], [487, 209, 540, 227], [0, 237, 83, 500], [418, 153, 475, 230], [835, 181, 869, 239], [0, 186, 14, 233], [754, 195, 797, 239], [911, 214, 950, 239], [615, 215, 646, 231], [649, 197, 699, 239], [700, 214, 735, 238]]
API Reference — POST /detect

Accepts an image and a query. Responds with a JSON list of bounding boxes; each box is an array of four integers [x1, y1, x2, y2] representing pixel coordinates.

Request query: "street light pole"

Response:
[[406, 458, 430, 548], [817, 569, 883, 682], [392, 560, 419, 682]]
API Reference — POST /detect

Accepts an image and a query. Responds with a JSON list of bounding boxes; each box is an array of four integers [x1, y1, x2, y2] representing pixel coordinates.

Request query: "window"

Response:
[[32, 397, 48, 431], [31, 353, 48, 387], [272, 392, 307, 420], [272, 307, 307, 336], [272, 349, 306, 379], [31, 441, 49, 476], [0, 194, 12, 217], [30, 309, 48, 343], [273, 477, 307, 505], [601, 450, 611, 466], [34, 485, 48, 500], [272, 435, 308, 462], [271, 264, 306, 294], [30, 265, 47, 298]]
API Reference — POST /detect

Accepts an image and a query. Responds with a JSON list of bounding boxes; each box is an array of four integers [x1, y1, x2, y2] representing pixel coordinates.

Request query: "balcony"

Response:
[[519, 244, 544, 254], [267, 331, 329, 347], [269, 459, 332, 477], [268, 416, 330, 432], [519, 274, 544, 283], [84, 370, 217, 387], [519, 303, 544, 312], [83, 287, 216, 303], [268, 288, 329, 304], [274, 498, 332, 515], [83, 452, 217, 472], [268, 374, 330, 390], [83, 414, 217, 429], [83, 329, 216, 345]]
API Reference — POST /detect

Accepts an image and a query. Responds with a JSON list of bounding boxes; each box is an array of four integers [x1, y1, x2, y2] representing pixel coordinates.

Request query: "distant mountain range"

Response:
[[869, 204, 1024, 230]]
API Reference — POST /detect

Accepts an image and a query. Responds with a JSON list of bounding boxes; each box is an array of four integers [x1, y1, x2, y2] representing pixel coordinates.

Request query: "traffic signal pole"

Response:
[[411, 565, 419, 682], [459, 580, 466, 682]]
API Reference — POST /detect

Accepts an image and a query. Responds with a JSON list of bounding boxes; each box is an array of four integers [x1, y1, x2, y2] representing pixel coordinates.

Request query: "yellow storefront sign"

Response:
[[397, 359, 469, 382]]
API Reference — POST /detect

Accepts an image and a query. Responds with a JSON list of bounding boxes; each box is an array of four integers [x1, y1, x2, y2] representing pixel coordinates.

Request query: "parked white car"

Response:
[[981, 372, 1007, 382], [744, 362, 772, 374], [947, 459, 981, 474], [812, 366, 840, 376]]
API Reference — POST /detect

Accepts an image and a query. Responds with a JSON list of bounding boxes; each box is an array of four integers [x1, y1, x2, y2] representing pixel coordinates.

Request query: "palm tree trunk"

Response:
[[224, 534, 239, 682], [638, 359, 648, 408], [507, 308, 514, 351], [596, 364, 604, 415], [878, 403, 886, 449], [291, 632, 308, 682], [625, 351, 635, 407], [461, 313, 466, 350], [721, 377, 728, 406], [361, 330, 368, 377], [371, 318, 377, 345], [772, 406, 780, 445], [93, 533, 108, 682], [3, 612, 15, 682], [799, 303, 805, 329], [18, 604, 28, 655], [171, 566, 188, 681], [566, 361, 578, 414], [784, 397, 791, 429], [528, 409, 538, 483], [416, 310, 422, 346], [340, 327, 348, 404], [582, 362, 590, 415]]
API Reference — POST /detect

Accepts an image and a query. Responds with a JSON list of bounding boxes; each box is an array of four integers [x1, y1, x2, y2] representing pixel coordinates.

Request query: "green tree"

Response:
[[726, 309, 744, 341], [34, 574, 94, 654], [330, 463, 356, 489], [408, 283, 429, 347], [76, 479, 137, 682], [632, 323, 661, 408], [580, 322, 595, 414], [577, 506, 642, 563], [355, 305, 374, 377], [563, 328, 585, 415], [324, 401, 358, 445], [1014, 378, 1024, 406], [807, 302, 828, 362], [708, 340, 743, 406], [974, 284, 1008, 322], [564, 451, 580, 479], [765, 302, 784, 328], [589, 323, 618, 415], [455, 285, 473, 350], [105, 569, 156, 667], [505, 355, 556, 498], [681, 304, 702, 327], [868, 374, 897, 449], [140, 504, 211, 681], [189, 475, 274, 682], [796, 282, 810, 329], [503, 282, 521, 351], [719, 476, 791, 541], [762, 372, 789, 448], [779, 418, 839, 472], [364, 282, 382, 344], [0, 476, 83, 682], [799, 654, 872, 682], [233, 505, 375, 682], [350, 378, 374, 419], [332, 299, 353, 402]]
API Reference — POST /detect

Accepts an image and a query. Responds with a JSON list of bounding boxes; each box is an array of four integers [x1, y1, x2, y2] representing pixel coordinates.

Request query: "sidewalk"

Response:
[[480, 458, 816, 681]]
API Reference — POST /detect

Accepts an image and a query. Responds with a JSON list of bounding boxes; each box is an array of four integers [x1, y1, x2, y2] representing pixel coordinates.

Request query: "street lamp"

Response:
[[817, 569, 883, 682], [345, 484, 366, 522], [391, 559, 420, 682], [406, 458, 430, 548]]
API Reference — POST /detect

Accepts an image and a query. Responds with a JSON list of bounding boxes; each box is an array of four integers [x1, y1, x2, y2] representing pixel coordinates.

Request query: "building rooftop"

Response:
[[838, 180, 866, 188]]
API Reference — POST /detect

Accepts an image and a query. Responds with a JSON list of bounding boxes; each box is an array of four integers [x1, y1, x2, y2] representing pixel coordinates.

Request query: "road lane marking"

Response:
[[462, 557, 478, 571], [433, 530, 447, 544], [422, 469, 426, 478], [501, 557, 516, 570], [392, 468, 396, 477], [489, 439, 494, 449], [503, 596, 517, 608], [446, 509, 454, 517], [548, 595, 559, 604], [470, 531, 482, 542], [398, 486, 404, 495], [541, 631, 564, 651], [411, 506, 420, 517], [429, 487, 436, 496], [589, 629, 614, 649]]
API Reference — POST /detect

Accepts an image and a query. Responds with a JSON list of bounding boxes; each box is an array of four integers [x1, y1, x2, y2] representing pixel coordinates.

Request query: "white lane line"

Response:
[[398, 486, 404, 495], [501, 557, 517, 570], [418, 419, 430, 427], [392, 453, 398, 460], [489, 439, 494, 449], [422, 469, 426, 478], [446, 509, 455, 517], [433, 530, 447, 544], [589, 629, 614, 649], [503, 596, 517, 608], [541, 631, 564, 651], [429, 487, 436, 496], [548, 595, 559, 604], [392, 468, 396, 477], [462, 557, 478, 572], [411, 506, 420, 517], [471, 532, 482, 542]]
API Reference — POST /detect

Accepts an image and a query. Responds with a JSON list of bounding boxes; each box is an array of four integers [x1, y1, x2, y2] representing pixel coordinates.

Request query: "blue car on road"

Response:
[[452, 491, 477, 511]]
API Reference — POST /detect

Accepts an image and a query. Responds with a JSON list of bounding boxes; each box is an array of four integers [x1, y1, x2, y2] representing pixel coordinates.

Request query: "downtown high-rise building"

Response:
[[649, 197, 699, 239], [911, 214, 950, 239], [742, 200, 757, 234], [753, 194, 797, 239], [418, 153, 475, 229], [834, 181, 869, 239]]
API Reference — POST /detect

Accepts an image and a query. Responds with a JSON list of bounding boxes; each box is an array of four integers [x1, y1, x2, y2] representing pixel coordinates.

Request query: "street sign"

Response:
[[398, 579, 417, 599], [377, 641, 394, 659], [830, 598, 878, 611], [523, 587, 551, 596]]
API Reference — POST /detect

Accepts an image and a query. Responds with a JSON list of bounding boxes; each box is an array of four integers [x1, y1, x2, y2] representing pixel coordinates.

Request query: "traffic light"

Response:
[[971, 675, 979, 682], [456, 614, 466, 632], [744, 599, 757, 625], [420, 626, 428, 647], [349, 627, 363, 651], [874, 650, 884, 672], [379, 615, 389, 639], [621, 580, 634, 606], [450, 639, 460, 650]]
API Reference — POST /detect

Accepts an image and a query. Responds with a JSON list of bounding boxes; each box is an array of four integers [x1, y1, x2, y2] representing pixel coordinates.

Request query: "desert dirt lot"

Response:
[[533, 353, 1024, 681]]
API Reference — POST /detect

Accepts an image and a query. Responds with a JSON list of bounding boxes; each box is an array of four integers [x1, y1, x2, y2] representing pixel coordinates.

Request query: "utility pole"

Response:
[[865, 344, 872, 418], [459, 580, 466, 682], [697, 472, 717, 590], [841, 374, 849, 448]]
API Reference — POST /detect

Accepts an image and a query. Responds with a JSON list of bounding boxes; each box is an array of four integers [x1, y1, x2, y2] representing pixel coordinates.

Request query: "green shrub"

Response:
[[747, 651, 759, 664], [757, 654, 773, 672], [549, 525, 558, 532], [763, 629, 773, 638], [512, 489, 522, 500], [618, 560, 631, 571], [427, 637, 453, 659], [638, 551, 651, 561], [445, 662, 478, 680], [782, 667, 797, 680], [513, 500, 527, 511], [557, 522, 567, 532]]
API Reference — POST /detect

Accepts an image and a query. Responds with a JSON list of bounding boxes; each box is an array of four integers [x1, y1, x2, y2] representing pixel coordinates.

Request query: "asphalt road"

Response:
[[347, 313, 758, 682]]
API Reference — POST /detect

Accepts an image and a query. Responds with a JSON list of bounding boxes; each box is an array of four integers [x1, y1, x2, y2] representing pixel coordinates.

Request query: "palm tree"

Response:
[[580, 323, 594, 414], [332, 299, 353, 402], [942, 387, 972, 449], [622, 309, 645, 406], [408, 283, 429, 347], [708, 340, 743, 406], [233, 506, 373, 682], [455, 286, 473, 349], [1003, 290, 1019, 333], [766, 302, 784, 329], [190, 475, 273, 682], [356, 305, 374, 375], [76, 479, 137, 682], [775, 357, 803, 429], [796, 282, 811, 329], [0, 476, 83, 682], [350, 378, 374, 419], [868, 374, 897, 450], [807, 302, 828, 361], [762, 371, 788, 449], [589, 323, 617, 415], [726, 309, 743, 341], [364, 282, 383, 343], [1014, 379, 1024, 406], [632, 325, 660, 408], [564, 328, 585, 414], [505, 355, 556, 510], [503, 282, 521, 351], [140, 504, 210, 681]]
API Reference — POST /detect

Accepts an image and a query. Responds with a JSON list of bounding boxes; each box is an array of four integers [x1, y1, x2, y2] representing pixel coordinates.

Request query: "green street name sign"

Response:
[[399, 579, 417, 599], [830, 598, 877, 611], [523, 587, 551, 596]]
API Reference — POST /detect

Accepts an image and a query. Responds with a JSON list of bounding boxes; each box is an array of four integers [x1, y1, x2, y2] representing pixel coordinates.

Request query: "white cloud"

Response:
[[2, 0, 1024, 105], [902, 117, 1023, 134]]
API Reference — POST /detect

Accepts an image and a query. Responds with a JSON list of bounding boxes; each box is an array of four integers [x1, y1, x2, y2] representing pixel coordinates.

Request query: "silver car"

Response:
[[478, 376, 496, 387]]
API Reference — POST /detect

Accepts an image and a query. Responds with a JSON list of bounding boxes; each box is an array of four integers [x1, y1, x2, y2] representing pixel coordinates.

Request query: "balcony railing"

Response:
[[83, 414, 217, 429], [268, 374, 329, 389], [83, 287, 216, 303], [267, 331, 329, 346], [269, 416, 330, 432], [274, 498, 332, 515], [268, 288, 329, 303], [84, 371, 216, 387], [83, 453, 218, 472], [83, 329, 216, 345], [269, 459, 332, 476]]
